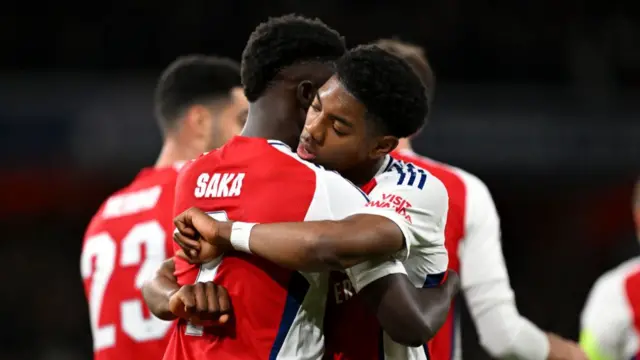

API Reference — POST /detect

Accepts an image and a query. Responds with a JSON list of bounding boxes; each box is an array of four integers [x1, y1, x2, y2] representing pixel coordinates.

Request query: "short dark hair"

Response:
[[241, 14, 346, 102], [154, 55, 241, 131], [335, 45, 428, 138], [374, 39, 435, 103]]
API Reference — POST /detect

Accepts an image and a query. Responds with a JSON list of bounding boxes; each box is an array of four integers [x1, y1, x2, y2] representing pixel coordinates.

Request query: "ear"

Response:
[[296, 80, 315, 109], [370, 136, 399, 159], [184, 105, 210, 136]]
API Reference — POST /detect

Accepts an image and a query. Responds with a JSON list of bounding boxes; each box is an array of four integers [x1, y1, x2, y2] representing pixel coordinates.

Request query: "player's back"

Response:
[[81, 165, 181, 360], [166, 136, 368, 360], [581, 257, 640, 360]]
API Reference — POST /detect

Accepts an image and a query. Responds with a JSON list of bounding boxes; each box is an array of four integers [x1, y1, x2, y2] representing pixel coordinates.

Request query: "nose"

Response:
[[304, 113, 326, 145]]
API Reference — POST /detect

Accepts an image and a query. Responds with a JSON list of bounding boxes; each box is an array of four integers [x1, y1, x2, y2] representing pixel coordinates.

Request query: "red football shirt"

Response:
[[163, 136, 384, 360], [81, 165, 181, 360]]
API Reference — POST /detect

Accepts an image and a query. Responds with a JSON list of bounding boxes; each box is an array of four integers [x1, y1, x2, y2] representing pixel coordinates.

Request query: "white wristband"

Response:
[[229, 222, 256, 253]]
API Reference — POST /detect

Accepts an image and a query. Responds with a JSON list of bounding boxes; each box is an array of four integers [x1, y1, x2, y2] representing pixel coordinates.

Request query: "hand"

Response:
[[546, 333, 588, 360], [168, 282, 232, 326], [173, 207, 232, 263], [443, 269, 461, 297]]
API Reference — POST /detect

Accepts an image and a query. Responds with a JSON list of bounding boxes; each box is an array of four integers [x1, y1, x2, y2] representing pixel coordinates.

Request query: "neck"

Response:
[[396, 138, 413, 152], [155, 135, 202, 168], [341, 156, 388, 186], [241, 97, 301, 149]]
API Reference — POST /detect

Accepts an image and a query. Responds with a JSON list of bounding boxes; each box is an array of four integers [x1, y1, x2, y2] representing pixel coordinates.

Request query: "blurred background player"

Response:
[[579, 178, 640, 360], [80, 55, 247, 360], [375, 39, 587, 360]]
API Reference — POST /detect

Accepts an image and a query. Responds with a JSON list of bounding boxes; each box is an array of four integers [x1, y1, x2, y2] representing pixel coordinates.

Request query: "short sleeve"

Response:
[[317, 169, 408, 292], [580, 271, 629, 360], [352, 171, 449, 265], [345, 257, 408, 293], [315, 170, 370, 220]]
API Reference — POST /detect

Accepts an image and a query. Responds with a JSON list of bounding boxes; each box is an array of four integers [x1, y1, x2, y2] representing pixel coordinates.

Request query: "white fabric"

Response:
[[350, 156, 450, 360], [229, 222, 256, 253], [454, 167, 549, 360], [580, 257, 640, 360], [354, 165, 449, 288]]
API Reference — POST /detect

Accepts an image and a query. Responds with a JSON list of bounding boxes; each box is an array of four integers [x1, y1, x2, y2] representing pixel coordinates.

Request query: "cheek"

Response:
[[329, 142, 362, 167]]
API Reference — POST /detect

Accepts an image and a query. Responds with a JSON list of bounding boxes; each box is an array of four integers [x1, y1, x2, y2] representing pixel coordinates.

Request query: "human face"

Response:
[[296, 76, 396, 178], [206, 87, 249, 150]]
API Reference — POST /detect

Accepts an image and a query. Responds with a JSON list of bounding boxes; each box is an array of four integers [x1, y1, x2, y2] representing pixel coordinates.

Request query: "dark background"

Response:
[[1, 1, 638, 359]]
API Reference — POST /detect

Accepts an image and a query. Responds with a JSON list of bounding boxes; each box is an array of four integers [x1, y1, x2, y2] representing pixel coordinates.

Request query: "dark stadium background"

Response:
[[1, 1, 638, 359]]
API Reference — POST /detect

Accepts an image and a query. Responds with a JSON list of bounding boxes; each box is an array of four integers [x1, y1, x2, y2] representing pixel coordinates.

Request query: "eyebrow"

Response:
[[315, 93, 353, 127]]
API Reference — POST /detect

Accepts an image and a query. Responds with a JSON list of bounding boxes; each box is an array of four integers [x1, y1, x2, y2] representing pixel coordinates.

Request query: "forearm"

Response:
[[141, 258, 180, 321], [359, 272, 459, 347], [224, 215, 403, 272], [465, 281, 549, 360]]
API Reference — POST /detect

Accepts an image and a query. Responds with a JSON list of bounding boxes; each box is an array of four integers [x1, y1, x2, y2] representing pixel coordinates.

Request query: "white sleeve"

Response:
[[580, 269, 629, 360], [352, 171, 449, 269], [314, 170, 370, 220], [457, 170, 549, 360], [317, 170, 408, 292]]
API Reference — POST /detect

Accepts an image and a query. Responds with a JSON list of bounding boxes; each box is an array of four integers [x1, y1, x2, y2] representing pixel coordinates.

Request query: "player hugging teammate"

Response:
[[81, 12, 596, 360]]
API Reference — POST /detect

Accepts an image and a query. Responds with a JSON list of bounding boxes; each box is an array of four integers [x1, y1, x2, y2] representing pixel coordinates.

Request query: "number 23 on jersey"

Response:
[[81, 220, 172, 351]]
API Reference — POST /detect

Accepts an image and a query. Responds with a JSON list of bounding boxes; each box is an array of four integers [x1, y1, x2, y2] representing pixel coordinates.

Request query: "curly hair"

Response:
[[241, 14, 346, 102], [154, 55, 241, 131], [335, 45, 428, 138], [374, 38, 435, 101]]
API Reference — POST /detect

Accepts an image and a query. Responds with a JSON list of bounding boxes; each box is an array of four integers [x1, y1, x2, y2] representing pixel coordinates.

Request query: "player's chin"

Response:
[[311, 156, 337, 170]]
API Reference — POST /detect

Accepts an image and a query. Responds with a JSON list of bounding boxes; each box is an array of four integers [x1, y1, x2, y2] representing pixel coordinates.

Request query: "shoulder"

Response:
[[392, 151, 490, 201], [392, 151, 499, 227], [369, 161, 449, 219], [583, 259, 638, 317], [588, 266, 625, 301], [448, 167, 495, 211], [391, 152, 469, 206], [267, 141, 364, 197], [376, 158, 448, 207], [263, 143, 367, 220]]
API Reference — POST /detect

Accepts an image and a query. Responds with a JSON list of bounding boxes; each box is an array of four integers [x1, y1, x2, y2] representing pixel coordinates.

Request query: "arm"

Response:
[[457, 171, 571, 360], [189, 171, 448, 273], [359, 270, 460, 346], [174, 169, 455, 345], [336, 172, 455, 345], [142, 258, 179, 320], [142, 257, 234, 324], [214, 213, 404, 272]]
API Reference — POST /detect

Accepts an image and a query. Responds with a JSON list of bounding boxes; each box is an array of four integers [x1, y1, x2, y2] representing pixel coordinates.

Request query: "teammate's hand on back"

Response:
[[546, 333, 588, 360], [173, 207, 232, 263], [168, 282, 232, 326]]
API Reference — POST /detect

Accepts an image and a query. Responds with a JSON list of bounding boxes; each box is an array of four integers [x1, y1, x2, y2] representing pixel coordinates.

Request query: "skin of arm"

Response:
[[141, 258, 180, 321], [359, 270, 460, 346], [215, 213, 404, 272], [193, 214, 457, 345]]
